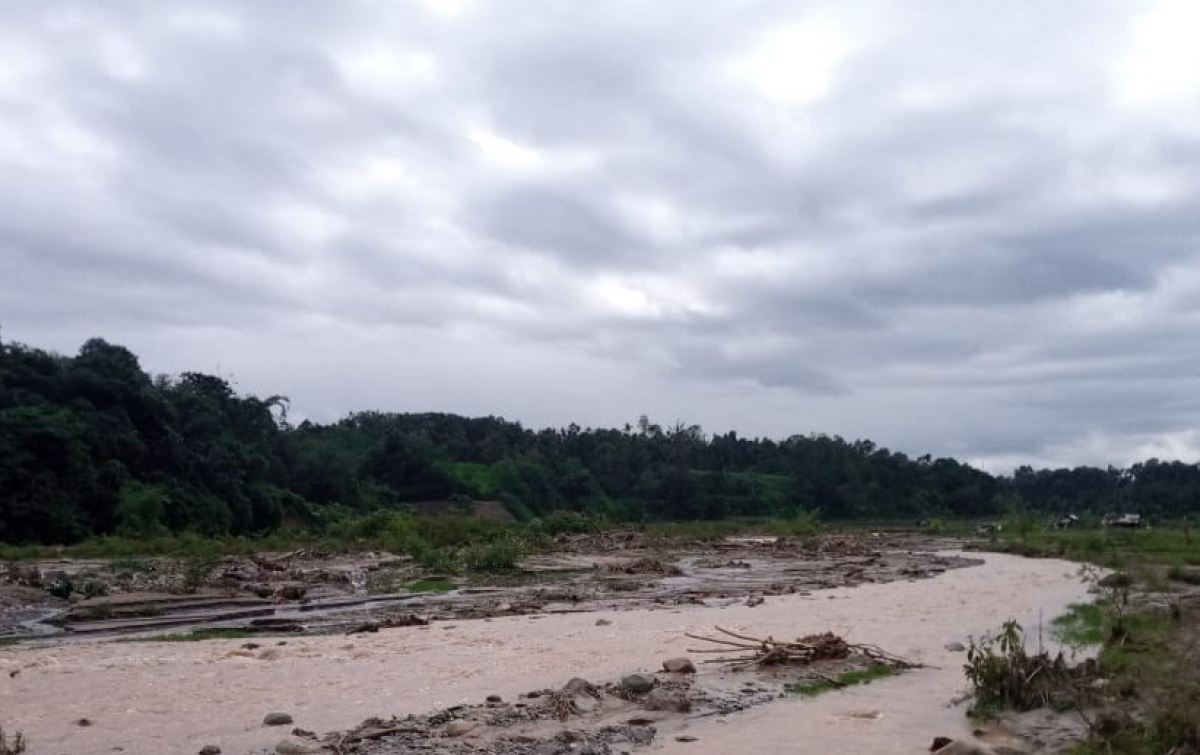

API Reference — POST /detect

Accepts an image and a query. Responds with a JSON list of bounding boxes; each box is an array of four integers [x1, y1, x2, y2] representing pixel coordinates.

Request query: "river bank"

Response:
[[0, 549, 1089, 755]]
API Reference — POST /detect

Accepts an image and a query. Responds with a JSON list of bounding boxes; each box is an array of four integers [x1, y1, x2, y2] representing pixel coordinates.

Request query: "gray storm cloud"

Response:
[[3, 0, 1200, 470]]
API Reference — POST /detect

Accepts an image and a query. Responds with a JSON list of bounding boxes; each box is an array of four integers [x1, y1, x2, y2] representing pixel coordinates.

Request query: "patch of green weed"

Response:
[[787, 663, 896, 697]]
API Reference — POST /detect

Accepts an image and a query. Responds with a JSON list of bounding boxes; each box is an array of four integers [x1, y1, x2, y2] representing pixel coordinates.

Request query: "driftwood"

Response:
[[685, 626, 920, 670]]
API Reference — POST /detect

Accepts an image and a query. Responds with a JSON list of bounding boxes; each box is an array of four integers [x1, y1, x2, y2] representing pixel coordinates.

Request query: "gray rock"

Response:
[[662, 657, 696, 674], [676, 734, 698, 742], [275, 739, 323, 755], [933, 741, 998, 755], [198, 747, 221, 755], [562, 677, 596, 695], [446, 720, 477, 737], [745, 595, 765, 607], [622, 673, 655, 694], [627, 725, 656, 745], [595, 618, 612, 626], [944, 642, 966, 652], [263, 712, 294, 726], [644, 688, 691, 713], [572, 695, 598, 713]]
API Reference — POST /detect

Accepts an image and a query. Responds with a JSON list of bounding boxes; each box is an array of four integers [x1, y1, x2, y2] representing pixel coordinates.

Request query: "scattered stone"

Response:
[[595, 618, 612, 626], [562, 677, 596, 696], [486, 694, 503, 703], [76, 718, 92, 727], [931, 736, 954, 751], [933, 741, 998, 755], [290, 728, 315, 738], [662, 657, 696, 674], [644, 688, 691, 713], [198, 747, 221, 755], [944, 642, 966, 652], [745, 595, 765, 607], [347, 622, 380, 634], [676, 735, 698, 742], [446, 720, 477, 737], [275, 739, 322, 755], [622, 673, 655, 694], [241, 643, 262, 650], [263, 712, 294, 726], [627, 726, 656, 745]]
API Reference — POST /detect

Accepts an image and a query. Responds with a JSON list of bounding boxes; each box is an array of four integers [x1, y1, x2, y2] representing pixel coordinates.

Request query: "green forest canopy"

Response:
[[1, 335, 1197, 544]]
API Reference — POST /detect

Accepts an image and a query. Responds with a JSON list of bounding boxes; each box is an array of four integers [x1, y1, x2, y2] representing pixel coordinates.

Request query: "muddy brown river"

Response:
[[0, 551, 1089, 755]]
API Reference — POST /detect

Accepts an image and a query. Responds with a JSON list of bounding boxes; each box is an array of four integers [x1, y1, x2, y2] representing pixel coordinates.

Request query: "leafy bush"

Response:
[[765, 508, 822, 536], [964, 620, 1095, 718], [462, 539, 524, 572]]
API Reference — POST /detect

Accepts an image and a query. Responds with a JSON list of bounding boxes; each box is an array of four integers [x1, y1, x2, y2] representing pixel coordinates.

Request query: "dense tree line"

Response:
[[1, 336, 1197, 543]]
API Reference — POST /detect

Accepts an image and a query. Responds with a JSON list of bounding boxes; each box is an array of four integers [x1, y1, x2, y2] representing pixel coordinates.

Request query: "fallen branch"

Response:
[[686, 626, 922, 670]]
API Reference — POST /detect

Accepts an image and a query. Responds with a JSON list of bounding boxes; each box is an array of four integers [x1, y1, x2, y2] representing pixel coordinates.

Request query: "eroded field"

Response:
[[2, 532, 978, 640], [0, 536, 1090, 755]]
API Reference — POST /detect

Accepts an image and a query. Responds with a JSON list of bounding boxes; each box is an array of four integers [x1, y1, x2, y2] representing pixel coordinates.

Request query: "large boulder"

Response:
[[622, 673, 655, 694], [662, 657, 696, 674]]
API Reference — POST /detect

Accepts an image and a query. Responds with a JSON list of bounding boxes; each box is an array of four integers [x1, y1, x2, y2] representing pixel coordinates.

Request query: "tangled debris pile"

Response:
[[686, 626, 920, 671], [602, 557, 683, 576]]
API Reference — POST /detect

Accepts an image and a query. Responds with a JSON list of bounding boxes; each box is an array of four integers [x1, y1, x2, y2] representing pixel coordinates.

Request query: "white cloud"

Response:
[[727, 17, 854, 106], [3, 0, 1200, 471]]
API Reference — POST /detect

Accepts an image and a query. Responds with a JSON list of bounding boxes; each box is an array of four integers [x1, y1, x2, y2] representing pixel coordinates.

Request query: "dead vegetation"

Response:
[[685, 625, 919, 671], [603, 557, 683, 576]]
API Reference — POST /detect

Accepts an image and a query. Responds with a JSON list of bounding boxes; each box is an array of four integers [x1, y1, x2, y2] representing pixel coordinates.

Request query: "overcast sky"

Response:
[[3, 1, 1200, 471]]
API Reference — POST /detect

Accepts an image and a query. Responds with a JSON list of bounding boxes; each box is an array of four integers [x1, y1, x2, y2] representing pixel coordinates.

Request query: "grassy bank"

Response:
[[971, 526, 1200, 754], [0, 509, 826, 564]]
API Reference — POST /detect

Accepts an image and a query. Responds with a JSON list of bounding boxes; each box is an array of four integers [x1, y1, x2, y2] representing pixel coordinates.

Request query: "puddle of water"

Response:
[[0, 552, 1089, 755]]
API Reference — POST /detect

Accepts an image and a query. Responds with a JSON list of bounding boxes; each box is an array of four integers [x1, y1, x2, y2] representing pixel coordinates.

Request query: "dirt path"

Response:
[[0, 552, 1088, 755]]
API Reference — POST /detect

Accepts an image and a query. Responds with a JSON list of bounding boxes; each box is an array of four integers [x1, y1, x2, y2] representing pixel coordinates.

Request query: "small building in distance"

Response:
[[1102, 513, 1144, 528], [1050, 514, 1080, 529]]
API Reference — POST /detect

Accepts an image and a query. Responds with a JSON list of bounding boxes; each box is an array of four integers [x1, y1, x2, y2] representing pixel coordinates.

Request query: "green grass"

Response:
[[1051, 603, 1106, 646], [977, 526, 1200, 567], [405, 578, 455, 593], [127, 628, 254, 642], [786, 663, 897, 697]]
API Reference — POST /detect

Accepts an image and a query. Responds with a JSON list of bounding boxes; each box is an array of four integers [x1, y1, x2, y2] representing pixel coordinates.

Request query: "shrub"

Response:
[[964, 620, 1095, 717]]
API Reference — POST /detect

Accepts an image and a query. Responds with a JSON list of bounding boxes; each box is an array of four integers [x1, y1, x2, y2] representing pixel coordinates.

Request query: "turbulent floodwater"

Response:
[[0, 552, 1090, 755]]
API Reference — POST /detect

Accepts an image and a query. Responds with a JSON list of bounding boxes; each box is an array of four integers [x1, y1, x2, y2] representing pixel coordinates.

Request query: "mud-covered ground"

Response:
[[1, 532, 979, 640], [0, 544, 1093, 755]]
